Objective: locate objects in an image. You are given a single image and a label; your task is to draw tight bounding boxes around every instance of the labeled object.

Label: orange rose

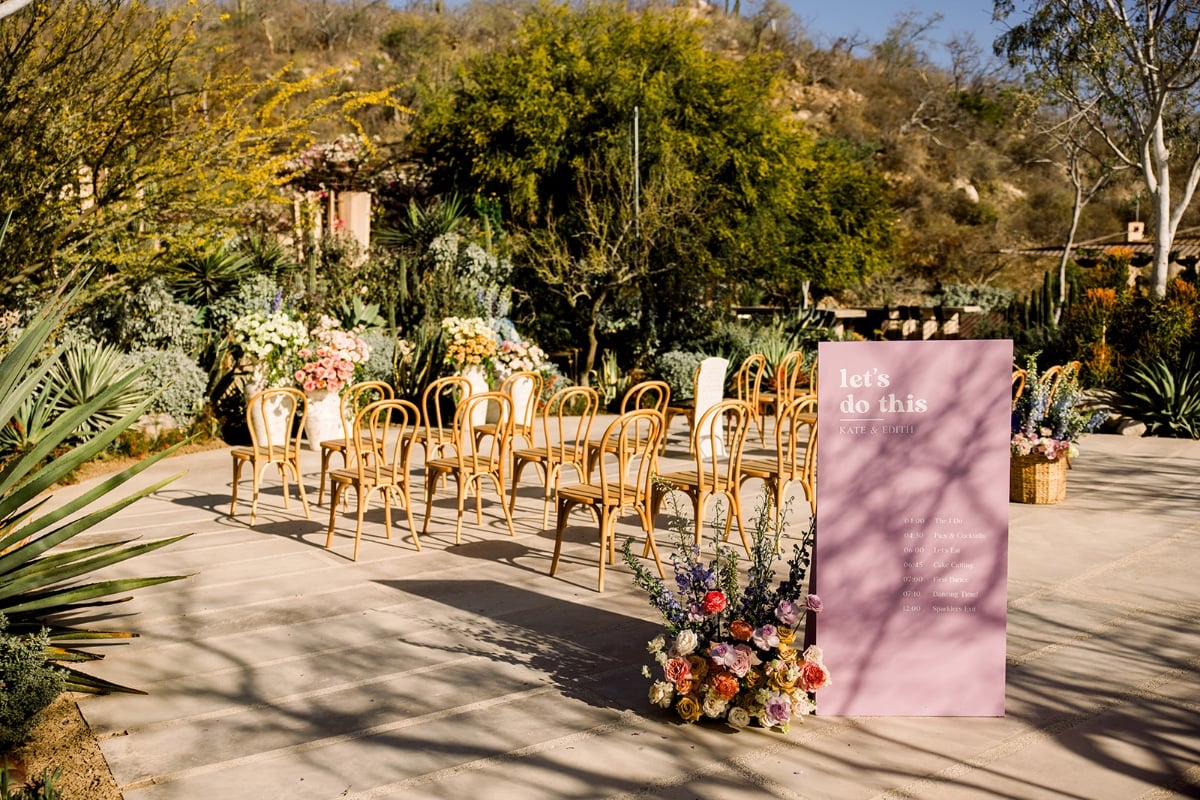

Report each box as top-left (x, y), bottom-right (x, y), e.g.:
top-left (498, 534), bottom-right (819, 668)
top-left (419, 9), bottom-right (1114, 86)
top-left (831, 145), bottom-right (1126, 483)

top-left (708, 670), bottom-right (740, 701)
top-left (663, 657), bottom-right (691, 685)
top-left (729, 620), bottom-right (754, 641)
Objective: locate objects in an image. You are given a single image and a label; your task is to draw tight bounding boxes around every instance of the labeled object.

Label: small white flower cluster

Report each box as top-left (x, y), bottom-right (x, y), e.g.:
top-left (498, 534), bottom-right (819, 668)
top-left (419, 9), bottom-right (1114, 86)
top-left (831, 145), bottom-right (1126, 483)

top-left (233, 311), bottom-right (310, 387)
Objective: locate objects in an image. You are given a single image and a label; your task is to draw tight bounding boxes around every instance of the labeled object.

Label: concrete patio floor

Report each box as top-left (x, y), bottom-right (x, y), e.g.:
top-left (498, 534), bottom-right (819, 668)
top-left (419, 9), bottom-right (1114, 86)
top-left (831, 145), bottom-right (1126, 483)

top-left (46, 423), bottom-right (1200, 799)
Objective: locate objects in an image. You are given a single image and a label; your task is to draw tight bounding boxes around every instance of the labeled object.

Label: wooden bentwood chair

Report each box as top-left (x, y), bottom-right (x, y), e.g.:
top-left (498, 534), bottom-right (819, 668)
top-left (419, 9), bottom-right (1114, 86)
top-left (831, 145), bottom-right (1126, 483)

top-left (552, 408), bottom-right (665, 592)
top-left (733, 353), bottom-right (771, 446)
top-left (509, 385), bottom-right (601, 529)
top-left (422, 391), bottom-right (517, 543)
top-left (738, 394), bottom-right (817, 527)
top-left (326, 398), bottom-right (421, 561)
top-left (412, 375), bottom-right (473, 465)
top-left (585, 380), bottom-right (670, 477)
top-left (317, 380), bottom-right (394, 507)
top-left (230, 387), bottom-right (310, 526)
top-left (654, 399), bottom-right (755, 553)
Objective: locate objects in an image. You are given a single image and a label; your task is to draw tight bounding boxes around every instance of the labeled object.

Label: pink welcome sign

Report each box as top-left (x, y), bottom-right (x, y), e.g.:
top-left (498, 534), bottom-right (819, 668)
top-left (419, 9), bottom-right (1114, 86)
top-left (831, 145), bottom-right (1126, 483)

top-left (813, 340), bottom-right (1012, 716)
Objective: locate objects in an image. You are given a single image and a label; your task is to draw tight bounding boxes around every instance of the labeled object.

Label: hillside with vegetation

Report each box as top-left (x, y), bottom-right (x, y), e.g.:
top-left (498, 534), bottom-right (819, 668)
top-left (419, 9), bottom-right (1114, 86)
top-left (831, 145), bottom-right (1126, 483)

top-left (2, 0), bottom-right (1199, 438)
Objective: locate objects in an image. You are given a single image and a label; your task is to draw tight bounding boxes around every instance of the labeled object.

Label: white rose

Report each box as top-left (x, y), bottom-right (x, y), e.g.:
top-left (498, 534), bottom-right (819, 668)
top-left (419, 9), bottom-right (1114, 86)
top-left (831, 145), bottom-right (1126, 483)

top-left (726, 707), bottom-right (751, 728)
top-left (702, 694), bottom-right (729, 719)
top-left (672, 629), bottom-right (699, 657)
top-left (649, 681), bottom-right (674, 708)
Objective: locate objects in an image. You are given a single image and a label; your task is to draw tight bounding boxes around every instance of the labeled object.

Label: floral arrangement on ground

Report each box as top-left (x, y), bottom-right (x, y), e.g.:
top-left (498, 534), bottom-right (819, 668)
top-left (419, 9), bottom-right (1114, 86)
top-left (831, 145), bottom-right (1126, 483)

top-left (1011, 354), bottom-right (1106, 460)
top-left (622, 497), bottom-right (830, 732)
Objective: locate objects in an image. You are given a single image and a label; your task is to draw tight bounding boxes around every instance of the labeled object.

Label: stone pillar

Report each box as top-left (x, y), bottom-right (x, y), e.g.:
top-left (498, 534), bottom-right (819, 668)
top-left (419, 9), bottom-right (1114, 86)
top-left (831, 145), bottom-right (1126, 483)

top-left (336, 191), bottom-right (371, 254)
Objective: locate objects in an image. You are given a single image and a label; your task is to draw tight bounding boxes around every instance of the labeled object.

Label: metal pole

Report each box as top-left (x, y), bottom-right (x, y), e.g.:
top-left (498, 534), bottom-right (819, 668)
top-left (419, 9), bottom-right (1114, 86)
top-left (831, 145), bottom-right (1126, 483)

top-left (633, 105), bottom-right (641, 238)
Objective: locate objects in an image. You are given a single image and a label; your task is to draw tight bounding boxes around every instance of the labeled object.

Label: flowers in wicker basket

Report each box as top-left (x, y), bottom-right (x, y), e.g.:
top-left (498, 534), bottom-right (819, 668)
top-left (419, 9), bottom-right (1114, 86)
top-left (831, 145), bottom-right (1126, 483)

top-left (1011, 355), bottom-right (1105, 460)
top-left (622, 496), bottom-right (830, 732)
top-left (442, 316), bottom-right (497, 370)
top-left (293, 316), bottom-right (371, 393)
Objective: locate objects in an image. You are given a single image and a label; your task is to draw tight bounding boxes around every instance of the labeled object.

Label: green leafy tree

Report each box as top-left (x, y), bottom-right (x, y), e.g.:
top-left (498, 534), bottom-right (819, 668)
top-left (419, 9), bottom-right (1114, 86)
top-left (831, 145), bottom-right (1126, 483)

top-left (416, 2), bottom-right (892, 361)
top-left (996, 0), bottom-right (1200, 298)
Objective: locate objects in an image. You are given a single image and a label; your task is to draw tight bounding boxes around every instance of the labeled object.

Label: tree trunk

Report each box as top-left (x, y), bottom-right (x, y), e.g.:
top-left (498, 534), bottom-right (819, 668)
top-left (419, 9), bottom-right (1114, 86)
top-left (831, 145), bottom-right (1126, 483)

top-left (1054, 182), bottom-right (1084, 325)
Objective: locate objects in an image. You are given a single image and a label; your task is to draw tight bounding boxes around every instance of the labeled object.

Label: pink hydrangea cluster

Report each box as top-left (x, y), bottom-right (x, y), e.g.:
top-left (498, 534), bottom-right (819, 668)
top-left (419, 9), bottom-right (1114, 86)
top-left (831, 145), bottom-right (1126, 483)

top-left (293, 317), bottom-right (370, 393)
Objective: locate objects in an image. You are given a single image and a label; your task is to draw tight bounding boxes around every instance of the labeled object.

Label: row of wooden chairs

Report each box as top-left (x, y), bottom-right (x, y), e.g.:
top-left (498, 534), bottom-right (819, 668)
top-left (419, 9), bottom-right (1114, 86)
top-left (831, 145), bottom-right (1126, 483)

top-left (230, 375), bottom-right (817, 591)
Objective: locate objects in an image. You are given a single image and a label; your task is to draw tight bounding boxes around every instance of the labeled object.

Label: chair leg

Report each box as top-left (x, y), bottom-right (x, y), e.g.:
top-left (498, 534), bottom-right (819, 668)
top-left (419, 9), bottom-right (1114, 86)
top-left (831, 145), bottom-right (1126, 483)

top-left (352, 485), bottom-right (367, 561)
top-left (399, 484), bottom-right (420, 552)
top-left (453, 474), bottom-right (467, 544)
top-left (491, 473), bottom-right (516, 537)
top-left (325, 482), bottom-right (342, 548)
top-left (318, 446), bottom-right (332, 506)
top-left (250, 461), bottom-right (271, 526)
top-left (421, 470), bottom-right (439, 536)
top-left (550, 497), bottom-right (574, 576)
top-left (290, 459), bottom-right (311, 520)
top-left (230, 457), bottom-right (243, 517)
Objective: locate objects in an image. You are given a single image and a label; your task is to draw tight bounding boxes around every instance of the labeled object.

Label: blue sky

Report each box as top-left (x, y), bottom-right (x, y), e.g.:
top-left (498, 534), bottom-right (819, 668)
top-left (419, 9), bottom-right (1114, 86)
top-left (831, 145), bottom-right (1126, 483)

top-left (785, 1), bottom-right (1010, 58)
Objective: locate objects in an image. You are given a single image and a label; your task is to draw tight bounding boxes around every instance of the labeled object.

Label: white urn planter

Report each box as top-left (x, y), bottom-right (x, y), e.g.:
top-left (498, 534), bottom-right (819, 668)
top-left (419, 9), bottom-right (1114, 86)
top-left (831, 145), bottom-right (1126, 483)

top-left (304, 389), bottom-right (344, 452)
top-left (246, 379), bottom-right (292, 445)
top-left (460, 364), bottom-right (490, 426)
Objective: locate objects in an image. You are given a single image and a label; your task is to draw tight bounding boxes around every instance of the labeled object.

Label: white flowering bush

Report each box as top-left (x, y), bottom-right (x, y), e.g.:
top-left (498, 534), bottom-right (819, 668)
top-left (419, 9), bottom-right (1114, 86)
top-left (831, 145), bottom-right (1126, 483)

top-left (233, 310), bottom-right (310, 388)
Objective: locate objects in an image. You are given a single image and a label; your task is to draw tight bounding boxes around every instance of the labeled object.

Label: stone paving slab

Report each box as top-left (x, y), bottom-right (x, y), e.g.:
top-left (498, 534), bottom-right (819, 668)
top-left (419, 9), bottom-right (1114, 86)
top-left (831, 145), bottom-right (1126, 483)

top-left (39, 430), bottom-right (1200, 798)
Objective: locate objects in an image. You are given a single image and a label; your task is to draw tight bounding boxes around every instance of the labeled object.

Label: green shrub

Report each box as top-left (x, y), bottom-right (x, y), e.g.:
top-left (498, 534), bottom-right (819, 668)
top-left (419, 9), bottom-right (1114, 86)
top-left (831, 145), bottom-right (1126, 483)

top-left (85, 278), bottom-right (201, 354)
top-left (1116, 354), bottom-right (1200, 439)
top-left (207, 274), bottom-right (284, 336)
top-left (127, 348), bottom-right (208, 426)
top-left (656, 350), bottom-right (704, 401)
top-left (935, 283), bottom-right (1016, 312)
top-left (0, 617), bottom-right (65, 752)
top-left (358, 330), bottom-right (396, 385)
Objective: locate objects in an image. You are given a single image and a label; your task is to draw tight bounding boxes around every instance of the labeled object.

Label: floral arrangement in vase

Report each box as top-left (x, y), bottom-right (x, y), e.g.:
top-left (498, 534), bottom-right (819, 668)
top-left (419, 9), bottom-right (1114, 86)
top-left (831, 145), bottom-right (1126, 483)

top-left (441, 316), bottom-right (497, 372)
top-left (1011, 355), bottom-right (1105, 460)
top-left (494, 337), bottom-right (547, 381)
top-left (233, 310), bottom-right (310, 388)
top-left (293, 316), bottom-right (371, 394)
top-left (622, 498), bottom-right (830, 732)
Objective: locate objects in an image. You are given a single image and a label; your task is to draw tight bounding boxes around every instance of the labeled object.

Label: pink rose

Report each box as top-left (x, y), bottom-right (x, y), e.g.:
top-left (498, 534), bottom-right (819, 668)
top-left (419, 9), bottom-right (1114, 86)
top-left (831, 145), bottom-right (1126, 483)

top-left (804, 594), bottom-right (823, 613)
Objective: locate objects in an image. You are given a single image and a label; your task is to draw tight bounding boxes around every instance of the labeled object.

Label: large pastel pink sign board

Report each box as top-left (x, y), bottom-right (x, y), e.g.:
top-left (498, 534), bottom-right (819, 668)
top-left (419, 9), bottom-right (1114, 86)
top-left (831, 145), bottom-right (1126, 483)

top-left (814, 340), bottom-right (1012, 716)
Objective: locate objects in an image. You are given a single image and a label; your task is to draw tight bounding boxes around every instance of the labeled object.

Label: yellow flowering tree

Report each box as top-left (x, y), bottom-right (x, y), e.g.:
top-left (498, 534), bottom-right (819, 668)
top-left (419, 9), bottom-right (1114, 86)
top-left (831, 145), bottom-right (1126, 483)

top-left (0, 0), bottom-right (406, 291)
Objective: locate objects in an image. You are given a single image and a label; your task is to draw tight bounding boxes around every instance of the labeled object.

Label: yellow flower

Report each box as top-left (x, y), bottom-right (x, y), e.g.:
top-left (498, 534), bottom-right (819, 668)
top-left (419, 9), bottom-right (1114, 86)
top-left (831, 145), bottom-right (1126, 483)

top-left (777, 626), bottom-right (796, 645)
top-left (676, 695), bottom-right (702, 723)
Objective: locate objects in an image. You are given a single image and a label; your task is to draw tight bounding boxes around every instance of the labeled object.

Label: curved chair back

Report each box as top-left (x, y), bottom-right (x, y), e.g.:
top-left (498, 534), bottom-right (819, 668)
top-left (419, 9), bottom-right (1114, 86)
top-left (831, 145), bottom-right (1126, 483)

top-left (594, 408), bottom-right (664, 509)
top-left (419, 375), bottom-right (473, 457)
top-left (247, 387), bottom-right (306, 455)
top-left (339, 381), bottom-right (394, 441)
top-left (620, 380), bottom-right (671, 415)
top-left (693, 399), bottom-right (753, 490)
top-left (453, 391), bottom-right (514, 469)
top-left (775, 350), bottom-right (808, 410)
top-left (777, 393), bottom-right (818, 512)
top-left (351, 398), bottom-right (421, 485)
top-left (543, 385), bottom-right (601, 474)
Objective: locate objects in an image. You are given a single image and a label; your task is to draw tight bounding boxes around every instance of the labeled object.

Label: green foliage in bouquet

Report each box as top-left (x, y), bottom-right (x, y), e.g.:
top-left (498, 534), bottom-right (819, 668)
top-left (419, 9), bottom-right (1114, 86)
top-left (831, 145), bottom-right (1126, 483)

top-left (621, 495), bottom-right (830, 732)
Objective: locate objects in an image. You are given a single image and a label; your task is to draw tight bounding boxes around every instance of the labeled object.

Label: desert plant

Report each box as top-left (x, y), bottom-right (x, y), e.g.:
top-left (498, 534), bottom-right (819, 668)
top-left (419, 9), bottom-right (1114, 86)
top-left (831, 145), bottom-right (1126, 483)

top-left (1116, 354), bottom-right (1200, 439)
top-left (0, 763), bottom-right (61, 800)
top-left (126, 348), bottom-right (208, 427)
top-left (45, 340), bottom-right (149, 438)
top-left (0, 618), bottom-right (65, 752)
top-left (167, 244), bottom-right (254, 310)
top-left (0, 280), bottom-right (190, 693)
top-left (655, 350), bottom-right (704, 401)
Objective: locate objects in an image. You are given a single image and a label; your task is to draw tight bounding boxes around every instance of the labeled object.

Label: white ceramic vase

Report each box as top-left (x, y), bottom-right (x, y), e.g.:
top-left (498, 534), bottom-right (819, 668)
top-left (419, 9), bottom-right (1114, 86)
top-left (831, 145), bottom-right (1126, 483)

top-left (460, 364), bottom-right (489, 427)
top-left (246, 378), bottom-right (291, 446)
top-left (304, 388), bottom-right (344, 452)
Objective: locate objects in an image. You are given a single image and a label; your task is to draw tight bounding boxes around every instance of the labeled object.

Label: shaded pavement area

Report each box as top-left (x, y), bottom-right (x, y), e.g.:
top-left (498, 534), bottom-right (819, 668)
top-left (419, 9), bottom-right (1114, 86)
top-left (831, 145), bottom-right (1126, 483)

top-left (43, 425), bottom-right (1200, 799)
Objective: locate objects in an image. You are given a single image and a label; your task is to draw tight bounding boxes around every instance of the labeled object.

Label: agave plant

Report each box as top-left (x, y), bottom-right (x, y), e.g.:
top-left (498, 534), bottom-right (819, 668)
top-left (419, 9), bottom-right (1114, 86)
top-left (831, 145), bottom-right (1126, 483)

top-left (1117, 354), bottom-right (1200, 439)
top-left (0, 280), bottom-right (190, 694)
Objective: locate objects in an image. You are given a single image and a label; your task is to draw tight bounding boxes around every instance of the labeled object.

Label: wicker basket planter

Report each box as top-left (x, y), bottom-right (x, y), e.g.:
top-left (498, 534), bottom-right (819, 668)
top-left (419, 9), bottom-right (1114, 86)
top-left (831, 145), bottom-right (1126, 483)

top-left (1010, 453), bottom-right (1068, 504)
